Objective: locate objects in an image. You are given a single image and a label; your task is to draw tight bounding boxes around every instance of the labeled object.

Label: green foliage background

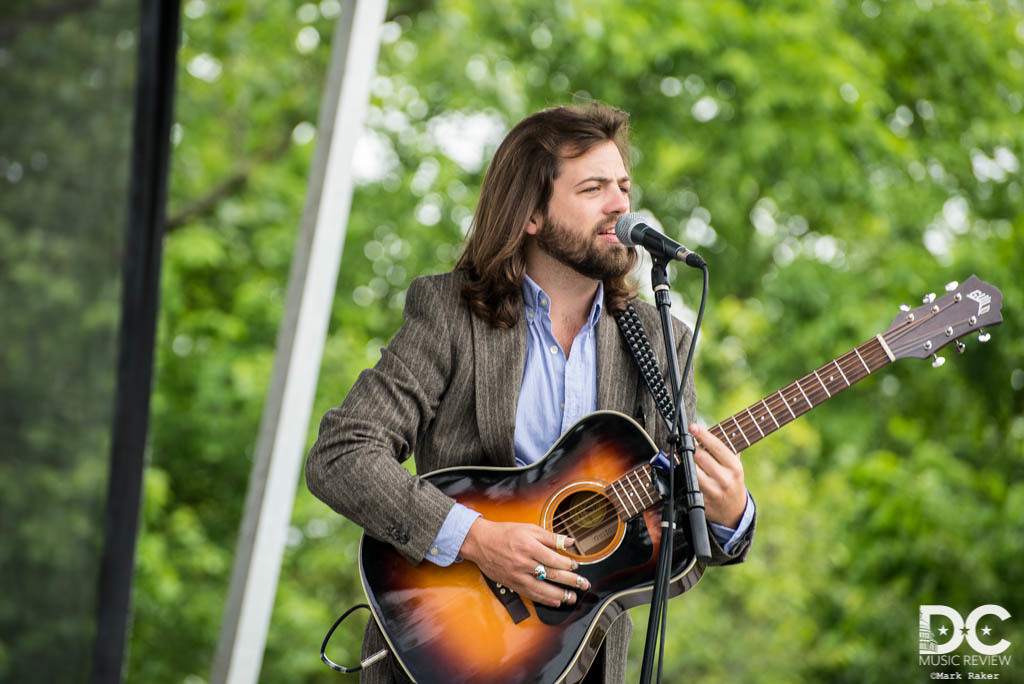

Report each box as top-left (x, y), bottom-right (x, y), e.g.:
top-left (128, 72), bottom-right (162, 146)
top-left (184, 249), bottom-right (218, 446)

top-left (132, 0), bottom-right (1023, 681)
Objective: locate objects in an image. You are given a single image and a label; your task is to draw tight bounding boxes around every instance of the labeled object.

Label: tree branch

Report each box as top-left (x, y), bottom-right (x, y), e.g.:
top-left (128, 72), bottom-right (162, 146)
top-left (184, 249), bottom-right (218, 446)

top-left (164, 131), bottom-right (294, 233)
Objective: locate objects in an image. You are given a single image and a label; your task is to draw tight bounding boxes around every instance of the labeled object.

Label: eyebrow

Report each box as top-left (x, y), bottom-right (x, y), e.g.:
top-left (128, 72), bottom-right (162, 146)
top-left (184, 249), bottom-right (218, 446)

top-left (573, 175), bottom-right (631, 188)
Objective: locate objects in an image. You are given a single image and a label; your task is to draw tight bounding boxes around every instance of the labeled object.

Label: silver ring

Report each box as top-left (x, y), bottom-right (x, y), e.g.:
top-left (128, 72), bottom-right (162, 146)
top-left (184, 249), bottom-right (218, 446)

top-left (575, 575), bottom-right (585, 589)
top-left (533, 564), bottom-right (547, 581)
top-left (555, 534), bottom-right (567, 551)
top-left (562, 588), bottom-right (571, 604)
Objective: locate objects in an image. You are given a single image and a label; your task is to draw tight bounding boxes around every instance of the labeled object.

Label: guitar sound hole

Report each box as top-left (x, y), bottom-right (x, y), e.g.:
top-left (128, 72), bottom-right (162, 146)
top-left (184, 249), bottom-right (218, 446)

top-left (552, 491), bottom-right (619, 555)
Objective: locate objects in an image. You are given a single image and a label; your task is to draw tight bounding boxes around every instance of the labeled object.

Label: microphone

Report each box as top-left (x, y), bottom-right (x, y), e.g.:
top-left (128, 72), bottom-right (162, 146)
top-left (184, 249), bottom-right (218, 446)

top-left (615, 212), bottom-right (705, 268)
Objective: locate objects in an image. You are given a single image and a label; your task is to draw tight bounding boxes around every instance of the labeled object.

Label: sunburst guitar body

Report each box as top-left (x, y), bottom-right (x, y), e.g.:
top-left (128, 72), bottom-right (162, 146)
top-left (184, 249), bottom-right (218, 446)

top-left (359, 411), bottom-right (701, 684)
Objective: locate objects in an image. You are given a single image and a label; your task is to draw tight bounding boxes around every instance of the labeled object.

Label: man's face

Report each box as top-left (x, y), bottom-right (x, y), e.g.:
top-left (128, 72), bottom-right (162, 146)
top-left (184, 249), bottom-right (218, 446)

top-left (527, 140), bottom-right (633, 280)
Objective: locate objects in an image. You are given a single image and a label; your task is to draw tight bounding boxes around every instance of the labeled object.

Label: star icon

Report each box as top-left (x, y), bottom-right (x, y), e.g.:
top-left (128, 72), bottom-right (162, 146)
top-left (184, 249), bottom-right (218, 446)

top-left (981, 625), bottom-right (993, 636)
top-left (938, 626), bottom-right (949, 636)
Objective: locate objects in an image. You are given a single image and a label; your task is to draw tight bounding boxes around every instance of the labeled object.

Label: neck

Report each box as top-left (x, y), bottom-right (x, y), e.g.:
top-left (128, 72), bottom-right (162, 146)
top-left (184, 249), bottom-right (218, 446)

top-left (524, 242), bottom-right (602, 328)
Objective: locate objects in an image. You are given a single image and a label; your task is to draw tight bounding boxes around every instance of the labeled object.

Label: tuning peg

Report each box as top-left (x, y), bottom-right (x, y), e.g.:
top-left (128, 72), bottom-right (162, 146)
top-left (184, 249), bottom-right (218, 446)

top-left (931, 354), bottom-right (946, 368)
top-left (956, 341), bottom-right (966, 354)
top-left (945, 281), bottom-right (959, 292)
top-left (978, 329), bottom-right (991, 343)
top-left (899, 303), bottom-right (911, 312)
top-left (922, 293), bottom-right (936, 304)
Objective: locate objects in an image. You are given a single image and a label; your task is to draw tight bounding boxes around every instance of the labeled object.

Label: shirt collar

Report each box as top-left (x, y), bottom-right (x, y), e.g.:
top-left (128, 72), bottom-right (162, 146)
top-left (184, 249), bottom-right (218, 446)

top-left (521, 274), bottom-right (604, 328)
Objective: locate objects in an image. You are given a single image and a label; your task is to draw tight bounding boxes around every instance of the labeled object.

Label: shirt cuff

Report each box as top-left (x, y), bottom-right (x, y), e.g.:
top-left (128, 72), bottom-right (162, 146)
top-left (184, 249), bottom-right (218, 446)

top-left (423, 503), bottom-right (481, 566)
top-left (707, 491), bottom-right (755, 555)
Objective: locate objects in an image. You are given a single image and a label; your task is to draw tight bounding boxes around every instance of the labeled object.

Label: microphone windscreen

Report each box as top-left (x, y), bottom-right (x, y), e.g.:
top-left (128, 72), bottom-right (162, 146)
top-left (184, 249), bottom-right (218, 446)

top-left (614, 212), bottom-right (649, 246)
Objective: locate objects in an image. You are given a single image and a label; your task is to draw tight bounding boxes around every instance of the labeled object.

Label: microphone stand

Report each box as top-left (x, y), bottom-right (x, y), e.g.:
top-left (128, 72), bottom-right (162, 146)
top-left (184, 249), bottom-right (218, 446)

top-left (638, 254), bottom-right (711, 684)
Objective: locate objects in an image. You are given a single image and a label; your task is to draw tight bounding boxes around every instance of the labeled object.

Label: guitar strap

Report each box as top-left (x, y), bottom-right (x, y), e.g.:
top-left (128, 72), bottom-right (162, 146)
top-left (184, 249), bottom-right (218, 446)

top-left (614, 302), bottom-right (677, 429)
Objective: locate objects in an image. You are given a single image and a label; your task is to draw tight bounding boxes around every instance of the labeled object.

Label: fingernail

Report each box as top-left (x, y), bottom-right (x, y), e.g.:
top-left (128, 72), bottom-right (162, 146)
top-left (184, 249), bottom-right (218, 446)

top-left (690, 423), bottom-right (699, 434)
top-left (570, 560), bottom-right (579, 570)
top-left (582, 578), bottom-right (590, 590)
top-left (566, 537), bottom-right (575, 546)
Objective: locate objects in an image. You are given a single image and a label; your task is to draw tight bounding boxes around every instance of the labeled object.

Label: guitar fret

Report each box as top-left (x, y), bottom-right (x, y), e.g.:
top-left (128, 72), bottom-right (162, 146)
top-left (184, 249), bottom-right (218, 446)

top-left (609, 484), bottom-right (628, 517)
top-left (853, 347), bottom-right (870, 374)
top-left (626, 476), bottom-right (641, 508)
top-left (795, 379), bottom-right (813, 409)
top-left (639, 466), bottom-right (655, 508)
top-left (813, 369), bottom-right (831, 398)
top-left (778, 390), bottom-right (796, 419)
top-left (716, 424), bottom-right (738, 453)
top-left (746, 407), bottom-right (765, 438)
top-left (833, 359), bottom-right (850, 387)
top-left (637, 469), bottom-right (656, 508)
top-left (731, 416), bottom-right (751, 448)
top-left (761, 399), bottom-right (781, 429)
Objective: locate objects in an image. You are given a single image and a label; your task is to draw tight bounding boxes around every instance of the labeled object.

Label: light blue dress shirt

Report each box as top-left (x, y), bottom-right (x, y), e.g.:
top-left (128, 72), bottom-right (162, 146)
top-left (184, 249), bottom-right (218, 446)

top-left (425, 276), bottom-right (754, 565)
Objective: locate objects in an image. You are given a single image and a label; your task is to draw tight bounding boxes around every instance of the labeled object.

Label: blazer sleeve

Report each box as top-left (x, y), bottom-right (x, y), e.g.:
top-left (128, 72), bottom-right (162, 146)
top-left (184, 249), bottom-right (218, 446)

top-left (305, 276), bottom-right (458, 564)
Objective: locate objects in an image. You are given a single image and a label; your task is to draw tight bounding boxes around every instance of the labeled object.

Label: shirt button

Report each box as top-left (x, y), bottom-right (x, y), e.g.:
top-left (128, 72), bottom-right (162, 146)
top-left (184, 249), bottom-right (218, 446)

top-left (549, 345), bottom-right (558, 354)
top-left (540, 297), bottom-right (548, 307)
top-left (528, 312), bottom-right (534, 320)
top-left (429, 546), bottom-right (439, 556)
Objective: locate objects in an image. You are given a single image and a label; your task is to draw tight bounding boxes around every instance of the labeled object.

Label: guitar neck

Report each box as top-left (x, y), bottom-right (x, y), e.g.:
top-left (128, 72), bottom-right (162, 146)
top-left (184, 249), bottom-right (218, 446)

top-left (706, 334), bottom-right (895, 454)
top-left (610, 335), bottom-right (896, 519)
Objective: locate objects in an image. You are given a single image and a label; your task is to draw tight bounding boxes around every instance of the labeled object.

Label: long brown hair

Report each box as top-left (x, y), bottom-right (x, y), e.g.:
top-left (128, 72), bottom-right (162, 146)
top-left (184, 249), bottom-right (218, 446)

top-left (455, 103), bottom-right (637, 328)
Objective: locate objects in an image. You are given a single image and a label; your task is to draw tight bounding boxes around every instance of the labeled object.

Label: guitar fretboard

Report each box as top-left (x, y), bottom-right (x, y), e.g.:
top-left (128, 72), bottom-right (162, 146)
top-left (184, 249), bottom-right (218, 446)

top-left (707, 335), bottom-right (893, 454)
top-left (603, 335), bottom-right (896, 518)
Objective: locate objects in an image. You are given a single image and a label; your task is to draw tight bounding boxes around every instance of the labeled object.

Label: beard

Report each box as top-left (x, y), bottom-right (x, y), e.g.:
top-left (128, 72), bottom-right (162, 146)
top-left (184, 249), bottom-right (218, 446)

top-left (534, 212), bottom-right (635, 281)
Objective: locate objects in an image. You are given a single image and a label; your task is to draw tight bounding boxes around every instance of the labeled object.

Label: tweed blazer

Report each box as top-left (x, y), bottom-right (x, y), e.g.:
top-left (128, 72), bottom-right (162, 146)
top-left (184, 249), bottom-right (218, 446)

top-left (306, 270), bottom-right (754, 683)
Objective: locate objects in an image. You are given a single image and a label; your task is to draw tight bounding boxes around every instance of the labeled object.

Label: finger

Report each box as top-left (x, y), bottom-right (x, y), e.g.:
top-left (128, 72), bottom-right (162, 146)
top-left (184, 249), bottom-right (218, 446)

top-left (691, 424), bottom-right (741, 467)
top-left (694, 446), bottom-right (728, 483)
top-left (530, 581), bottom-right (577, 607)
top-left (693, 460), bottom-right (722, 500)
top-left (531, 544), bottom-right (579, 573)
top-left (535, 527), bottom-right (576, 554)
top-left (542, 567), bottom-right (591, 592)
top-left (529, 529), bottom-right (578, 571)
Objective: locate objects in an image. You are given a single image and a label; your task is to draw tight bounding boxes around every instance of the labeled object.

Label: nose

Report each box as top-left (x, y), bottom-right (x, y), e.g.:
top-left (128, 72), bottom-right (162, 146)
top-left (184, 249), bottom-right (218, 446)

top-left (605, 186), bottom-right (630, 215)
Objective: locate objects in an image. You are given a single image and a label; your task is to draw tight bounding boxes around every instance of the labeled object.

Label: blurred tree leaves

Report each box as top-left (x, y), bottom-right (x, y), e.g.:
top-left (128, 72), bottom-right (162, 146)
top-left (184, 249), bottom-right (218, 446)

top-left (132, 0), bottom-right (1022, 681)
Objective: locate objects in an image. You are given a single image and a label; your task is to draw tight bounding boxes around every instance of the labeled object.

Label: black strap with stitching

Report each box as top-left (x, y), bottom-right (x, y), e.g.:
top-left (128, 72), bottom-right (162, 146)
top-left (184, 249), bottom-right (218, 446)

top-left (614, 302), bottom-right (676, 430)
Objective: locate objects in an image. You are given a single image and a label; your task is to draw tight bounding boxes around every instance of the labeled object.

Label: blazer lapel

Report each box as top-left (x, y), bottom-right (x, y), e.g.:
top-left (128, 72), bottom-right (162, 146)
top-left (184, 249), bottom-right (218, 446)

top-left (596, 308), bottom-right (641, 417)
top-left (472, 309), bottom-right (526, 467)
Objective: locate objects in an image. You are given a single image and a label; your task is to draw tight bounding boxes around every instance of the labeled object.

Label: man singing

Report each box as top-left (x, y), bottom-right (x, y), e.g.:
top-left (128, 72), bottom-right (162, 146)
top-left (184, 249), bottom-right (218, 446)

top-left (307, 102), bottom-right (756, 683)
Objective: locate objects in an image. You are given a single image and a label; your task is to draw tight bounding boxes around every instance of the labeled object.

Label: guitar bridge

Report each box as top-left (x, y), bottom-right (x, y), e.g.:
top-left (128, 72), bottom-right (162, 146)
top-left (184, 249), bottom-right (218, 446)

top-left (481, 573), bottom-right (530, 624)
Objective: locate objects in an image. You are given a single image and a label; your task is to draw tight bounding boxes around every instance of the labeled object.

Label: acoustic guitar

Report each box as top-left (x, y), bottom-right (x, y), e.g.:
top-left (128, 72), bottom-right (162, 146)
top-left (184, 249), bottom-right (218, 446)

top-left (357, 276), bottom-right (1003, 683)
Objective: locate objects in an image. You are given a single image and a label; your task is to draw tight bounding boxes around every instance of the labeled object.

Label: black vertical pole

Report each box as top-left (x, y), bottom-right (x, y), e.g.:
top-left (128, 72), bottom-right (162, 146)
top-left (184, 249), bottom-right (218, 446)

top-left (90, 1), bottom-right (181, 681)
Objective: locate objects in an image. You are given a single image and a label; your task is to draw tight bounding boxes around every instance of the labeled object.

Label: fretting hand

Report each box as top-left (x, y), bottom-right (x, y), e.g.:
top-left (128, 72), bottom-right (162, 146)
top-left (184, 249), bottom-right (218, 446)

top-left (689, 423), bottom-right (748, 528)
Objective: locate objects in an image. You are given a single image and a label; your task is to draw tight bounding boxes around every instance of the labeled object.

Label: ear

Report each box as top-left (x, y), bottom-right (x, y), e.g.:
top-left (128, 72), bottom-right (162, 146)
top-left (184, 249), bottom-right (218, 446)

top-left (524, 211), bottom-right (541, 236)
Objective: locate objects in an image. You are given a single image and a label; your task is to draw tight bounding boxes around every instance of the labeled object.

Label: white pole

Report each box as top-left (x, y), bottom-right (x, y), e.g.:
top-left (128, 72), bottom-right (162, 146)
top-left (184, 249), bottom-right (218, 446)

top-left (210, 2), bottom-right (388, 682)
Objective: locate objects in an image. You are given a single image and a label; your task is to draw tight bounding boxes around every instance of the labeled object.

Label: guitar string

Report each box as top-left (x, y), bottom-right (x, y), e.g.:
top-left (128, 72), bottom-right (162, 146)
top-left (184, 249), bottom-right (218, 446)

top-left (548, 342), bottom-right (898, 532)
top-left (550, 472), bottom-right (653, 528)
top-left (880, 299), bottom-right (970, 358)
top-left (551, 301), bottom-right (975, 534)
top-left (714, 342), bottom-right (889, 453)
top-left (552, 344), bottom-right (890, 526)
top-left (550, 465), bottom-right (663, 530)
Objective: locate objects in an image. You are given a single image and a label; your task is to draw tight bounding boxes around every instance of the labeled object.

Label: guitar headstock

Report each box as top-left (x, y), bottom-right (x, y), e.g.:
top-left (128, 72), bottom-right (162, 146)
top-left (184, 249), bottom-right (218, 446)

top-left (882, 275), bottom-right (1003, 366)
